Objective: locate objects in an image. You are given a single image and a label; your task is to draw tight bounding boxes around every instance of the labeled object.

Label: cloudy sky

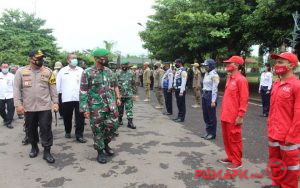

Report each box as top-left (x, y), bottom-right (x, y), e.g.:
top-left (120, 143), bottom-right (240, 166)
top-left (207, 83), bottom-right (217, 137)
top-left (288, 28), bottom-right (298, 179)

top-left (0, 0), bottom-right (155, 56)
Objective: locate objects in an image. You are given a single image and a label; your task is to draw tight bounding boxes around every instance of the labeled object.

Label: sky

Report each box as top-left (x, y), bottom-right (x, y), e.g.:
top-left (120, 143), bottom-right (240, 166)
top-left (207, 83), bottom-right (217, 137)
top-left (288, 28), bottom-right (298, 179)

top-left (0, 0), bottom-right (155, 56)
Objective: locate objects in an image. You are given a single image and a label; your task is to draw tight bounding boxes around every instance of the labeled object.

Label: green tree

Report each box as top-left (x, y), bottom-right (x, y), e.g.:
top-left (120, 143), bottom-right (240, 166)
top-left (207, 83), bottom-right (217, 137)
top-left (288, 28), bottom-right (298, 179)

top-left (0, 9), bottom-right (59, 67)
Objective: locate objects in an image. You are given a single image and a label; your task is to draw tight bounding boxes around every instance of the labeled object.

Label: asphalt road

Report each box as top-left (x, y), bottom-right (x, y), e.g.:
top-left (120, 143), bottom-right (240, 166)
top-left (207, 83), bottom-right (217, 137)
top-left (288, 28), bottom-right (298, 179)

top-left (0, 86), bottom-right (274, 188)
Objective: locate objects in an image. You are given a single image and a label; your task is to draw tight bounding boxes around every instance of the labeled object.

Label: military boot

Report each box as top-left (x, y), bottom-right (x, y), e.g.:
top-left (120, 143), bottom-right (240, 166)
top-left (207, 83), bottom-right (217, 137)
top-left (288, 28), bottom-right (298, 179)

top-left (104, 143), bottom-right (114, 156)
top-left (97, 150), bottom-right (107, 164)
top-left (43, 147), bottom-right (55, 163)
top-left (118, 117), bottom-right (123, 126)
top-left (127, 118), bottom-right (136, 129)
top-left (29, 143), bottom-right (39, 158)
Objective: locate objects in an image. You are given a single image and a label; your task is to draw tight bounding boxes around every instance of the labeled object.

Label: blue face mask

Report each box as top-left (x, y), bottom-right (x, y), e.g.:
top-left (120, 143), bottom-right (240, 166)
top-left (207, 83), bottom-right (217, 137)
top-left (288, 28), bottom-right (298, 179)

top-left (70, 59), bottom-right (78, 67)
top-left (2, 68), bottom-right (9, 74)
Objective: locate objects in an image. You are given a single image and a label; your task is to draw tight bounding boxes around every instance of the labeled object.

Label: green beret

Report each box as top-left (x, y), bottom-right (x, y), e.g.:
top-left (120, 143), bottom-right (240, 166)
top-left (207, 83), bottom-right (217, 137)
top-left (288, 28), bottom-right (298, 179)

top-left (121, 60), bottom-right (129, 65)
top-left (93, 48), bottom-right (110, 57)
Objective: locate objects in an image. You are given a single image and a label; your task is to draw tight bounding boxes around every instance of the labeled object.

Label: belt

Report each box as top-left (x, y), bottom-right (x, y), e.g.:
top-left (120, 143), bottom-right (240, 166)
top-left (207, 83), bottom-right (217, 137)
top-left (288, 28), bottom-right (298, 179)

top-left (203, 90), bottom-right (212, 93)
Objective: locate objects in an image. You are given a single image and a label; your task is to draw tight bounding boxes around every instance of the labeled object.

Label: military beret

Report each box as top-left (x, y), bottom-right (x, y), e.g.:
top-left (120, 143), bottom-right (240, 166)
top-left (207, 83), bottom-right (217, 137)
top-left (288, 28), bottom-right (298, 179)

top-left (121, 60), bottom-right (129, 65)
top-left (92, 48), bottom-right (110, 57)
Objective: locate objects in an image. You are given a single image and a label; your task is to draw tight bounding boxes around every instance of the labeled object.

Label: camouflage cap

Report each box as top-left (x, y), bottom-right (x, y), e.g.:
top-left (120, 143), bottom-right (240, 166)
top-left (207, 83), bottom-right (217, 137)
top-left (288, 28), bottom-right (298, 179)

top-left (92, 48), bottom-right (110, 57)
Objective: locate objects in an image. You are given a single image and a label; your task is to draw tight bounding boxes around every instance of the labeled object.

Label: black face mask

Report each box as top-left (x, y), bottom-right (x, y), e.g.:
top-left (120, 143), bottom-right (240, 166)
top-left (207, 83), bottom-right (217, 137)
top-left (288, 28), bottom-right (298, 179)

top-left (175, 64), bottom-right (180, 68)
top-left (34, 58), bottom-right (44, 67)
top-left (99, 58), bottom-right (109, 67)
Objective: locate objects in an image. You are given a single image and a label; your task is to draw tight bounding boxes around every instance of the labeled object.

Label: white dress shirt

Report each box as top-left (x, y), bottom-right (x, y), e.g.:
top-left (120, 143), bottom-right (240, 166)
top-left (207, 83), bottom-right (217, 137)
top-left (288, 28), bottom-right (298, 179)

top-left (0, 72), bottom-right (14, 99)
top-left (259, 72), bottom-right (273, 91)
top-left (56, 66), bottom-right (83, 103)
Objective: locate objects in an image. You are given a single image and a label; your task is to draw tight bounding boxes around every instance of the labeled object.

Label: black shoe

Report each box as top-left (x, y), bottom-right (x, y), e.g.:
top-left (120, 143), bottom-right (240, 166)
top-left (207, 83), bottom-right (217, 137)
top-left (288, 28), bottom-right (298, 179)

top-left (97, 150), bottom-right (107, 164)
top-left (163, 112), bottom-right (172, 115)
top-left (205, 134), bottom-right (216, 140)
top-left (104, 144), bottom-right (114, 156)
top-left (43, 147), bottom-right (55, 163)
top-left (118, 117), bottom-right (123, 126)
top-left (172, 117), bottom-right (179, 121)
top-left (201, 133), bottom-right (209, 138)
top-left (6, 123), bottom-right (13, 129)
top-left (22, 136), bottom-right (29, 145)
top-left (29, 144), bottom-right (39, 158)
top-left (76, 137), bottom-right (87, 143)
top-left (263, 113), bottom-right (268, 117)
top-left (174, 119), bottom-right (184, 122)
top-left (65, 133), bottom-right (71, 138)
top-left (127, 118), bottom-right (136, 129)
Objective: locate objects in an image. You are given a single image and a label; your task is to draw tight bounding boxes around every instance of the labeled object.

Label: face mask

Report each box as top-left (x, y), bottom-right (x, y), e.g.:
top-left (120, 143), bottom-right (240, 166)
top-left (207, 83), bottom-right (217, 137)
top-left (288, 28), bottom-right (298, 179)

top-left (101, 58), bottom-right (109, 67)
top-left (175, 64), bottom-right (180, 68)
top-left (274, 64), bottom-right (289, 75)
top-left (70, 59), bottom-right (78, 67)
top-left (122, 67), bottom-right (128, 71)
top-left (226, 64), bottom-right (236, 72)
top-left (34, 58), bottom-right (44, 67)
top-left (2, 68), bottom-right (9, 74)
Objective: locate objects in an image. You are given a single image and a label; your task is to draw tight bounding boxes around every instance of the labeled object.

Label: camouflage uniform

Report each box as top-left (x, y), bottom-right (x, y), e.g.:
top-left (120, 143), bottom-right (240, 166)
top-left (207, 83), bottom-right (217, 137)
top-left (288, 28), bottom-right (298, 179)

top-left (117, 68), bottom-right (137, 119)
top-left (79, 65), bottom-right (119, 150)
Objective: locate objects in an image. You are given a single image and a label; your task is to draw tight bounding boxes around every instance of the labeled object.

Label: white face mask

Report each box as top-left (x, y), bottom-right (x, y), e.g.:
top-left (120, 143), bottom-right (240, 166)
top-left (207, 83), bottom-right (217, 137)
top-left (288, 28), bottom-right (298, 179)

top-left (2, 68), bottom-right (9, 74)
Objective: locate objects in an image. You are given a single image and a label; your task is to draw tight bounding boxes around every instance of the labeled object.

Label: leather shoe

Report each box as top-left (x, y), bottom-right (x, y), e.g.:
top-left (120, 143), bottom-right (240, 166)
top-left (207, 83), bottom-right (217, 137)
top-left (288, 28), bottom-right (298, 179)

top-left (29, 144), bottom-right (39, 158)
top-left (104, 144), bottom-right (114, 156)
top-left (174, 119), bottom-right (184, 122)
top-left (205, 134), bottom-right (216, 140)
top-left (163, 112), bottom-right (172, 115)
top-left (97, 150), bottom-right (107, 164)
top-left (201, 133), bottom-right (209, 138)
top-left (6, 123), bottom-right (13, 129)
top-left (76, 137), bottom-right (87, 143)
top-left (65, 133), bottom-right (71, 138)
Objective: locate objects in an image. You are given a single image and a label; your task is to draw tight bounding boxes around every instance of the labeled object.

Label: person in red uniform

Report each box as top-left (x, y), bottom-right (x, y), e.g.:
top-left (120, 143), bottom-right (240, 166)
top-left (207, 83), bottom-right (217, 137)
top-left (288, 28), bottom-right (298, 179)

top-left (219, 56), bottom-right (249, 170)
top-left (267, 52), bottom-right (300, 188)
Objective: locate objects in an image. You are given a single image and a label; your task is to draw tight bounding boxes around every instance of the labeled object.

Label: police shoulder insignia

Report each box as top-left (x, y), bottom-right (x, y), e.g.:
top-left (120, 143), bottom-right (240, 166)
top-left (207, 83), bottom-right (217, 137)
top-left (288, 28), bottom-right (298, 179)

top-left (212, 76), bottom-right (220, 82)
top-left (182, 71), bottom-right (188, 78)
top-left (48, 73), bottom-right (56, 85)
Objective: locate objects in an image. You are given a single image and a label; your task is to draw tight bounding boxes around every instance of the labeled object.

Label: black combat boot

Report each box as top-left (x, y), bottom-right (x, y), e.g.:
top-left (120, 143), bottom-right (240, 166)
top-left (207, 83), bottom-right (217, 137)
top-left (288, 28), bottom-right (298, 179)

top-left (118, 117), bottom-right (123, 126)
top-left (127, 118), bottom-right (136, 129)
top-left (29, 143), bottom-right (39, 158)
top-left (104, 143), bottom-right (114, 156)
top-left (97, 150), bottom-right (107, 164)
top-left (43, 147), bottom-right (55, 163)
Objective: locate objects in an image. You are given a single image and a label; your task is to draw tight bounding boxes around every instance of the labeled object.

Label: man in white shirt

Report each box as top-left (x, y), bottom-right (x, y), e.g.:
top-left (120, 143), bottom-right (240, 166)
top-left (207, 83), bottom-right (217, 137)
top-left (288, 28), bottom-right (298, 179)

top-left (259, 64), bottom-right (273, 117)
top-left (0, 63), bottom-right (15, 129)
top-left (56, 53), bottom-right (86, 143)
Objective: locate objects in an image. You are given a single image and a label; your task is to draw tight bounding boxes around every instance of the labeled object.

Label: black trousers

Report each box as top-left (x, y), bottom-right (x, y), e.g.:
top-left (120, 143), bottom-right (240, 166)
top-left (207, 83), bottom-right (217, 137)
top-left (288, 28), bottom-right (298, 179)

top-left (202, 91), bottom-right (217, 136)
top-left (260, 88), bottom-right (270, 115)
top-left (163, 89), bottom-right (173, 114)
top-left (62, 101), bottom-right (84, 138)
top-left (58, 93), bottom-right (63, 117)
top-left (175, 89), bottom-right (186, 121)
top-left (0, 98), bottom-right (15, 124)
top-left (25, 110), bottom-right (53, 147)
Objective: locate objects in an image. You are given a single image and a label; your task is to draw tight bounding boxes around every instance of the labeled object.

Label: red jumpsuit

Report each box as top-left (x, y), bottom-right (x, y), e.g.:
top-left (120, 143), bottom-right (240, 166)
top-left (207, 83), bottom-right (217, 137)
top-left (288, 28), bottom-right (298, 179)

top-left (268, 75), bottom-right (300, 188)
top-left (220, 71), bottom-right (249, 166)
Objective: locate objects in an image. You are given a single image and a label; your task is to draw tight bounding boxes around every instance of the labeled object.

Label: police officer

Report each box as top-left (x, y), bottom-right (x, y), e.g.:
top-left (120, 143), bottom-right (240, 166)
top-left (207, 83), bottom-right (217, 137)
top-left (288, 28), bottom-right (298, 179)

top-left (153, 61), bottom-right (164, 109)
top-left (14, 50), bottom-right (58, 163)
top-left (201, 59), bottom-right (219, 140)
top-left (173, 59), bottom-right (187, 122)
top-left (80, 48), bottom-right (121, 164)
top-left (161, 62), bottom-right (173, 115)
top-left (117, 60), bottom-right (137, 129)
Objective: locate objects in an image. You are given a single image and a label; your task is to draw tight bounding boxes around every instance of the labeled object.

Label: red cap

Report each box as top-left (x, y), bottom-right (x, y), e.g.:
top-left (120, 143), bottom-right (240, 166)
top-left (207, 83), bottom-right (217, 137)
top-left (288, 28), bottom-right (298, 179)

top-left (270, 52), bottom-right (299, 67)
top-left (223, 56), bottom-right (244, 65)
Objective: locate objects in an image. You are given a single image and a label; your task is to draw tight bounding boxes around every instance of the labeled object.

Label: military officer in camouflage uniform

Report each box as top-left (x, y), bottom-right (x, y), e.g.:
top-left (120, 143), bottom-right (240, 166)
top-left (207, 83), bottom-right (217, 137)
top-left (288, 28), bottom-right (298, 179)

top-left (117, 60), bottom-right (137, 129)
top-left (80, 48), bottom-right (121, 164)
